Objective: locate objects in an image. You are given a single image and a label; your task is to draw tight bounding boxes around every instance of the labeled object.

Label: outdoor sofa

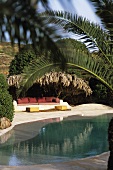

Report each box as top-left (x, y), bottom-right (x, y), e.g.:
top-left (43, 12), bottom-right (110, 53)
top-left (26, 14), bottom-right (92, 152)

top-left (13, 97), bottom-right (71, 111)
top-left (17, 97), bottom-right (60, 105)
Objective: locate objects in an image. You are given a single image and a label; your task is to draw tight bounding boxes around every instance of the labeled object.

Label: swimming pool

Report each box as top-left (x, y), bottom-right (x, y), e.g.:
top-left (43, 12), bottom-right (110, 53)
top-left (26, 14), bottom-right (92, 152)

top-left (0, 113), bottom-right (112, 166)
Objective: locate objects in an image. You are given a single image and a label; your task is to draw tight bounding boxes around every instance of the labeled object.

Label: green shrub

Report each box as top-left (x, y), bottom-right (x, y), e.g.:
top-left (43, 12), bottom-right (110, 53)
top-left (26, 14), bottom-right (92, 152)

top-left (9, 45), bottom-right (42, 75)
top-left (0, 74), bottom-right (8, 90)
top-left (0, 74), bottom-right (14, 121)
top-left (9, 44), bottom-right (50, 76)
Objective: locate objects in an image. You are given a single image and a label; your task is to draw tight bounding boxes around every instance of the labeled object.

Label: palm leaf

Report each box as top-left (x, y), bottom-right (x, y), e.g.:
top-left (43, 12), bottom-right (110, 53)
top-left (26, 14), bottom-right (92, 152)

top-left (41, 11), bottom-right (113, 65)
top-left (18, 57), bottom-right (62, 96)
top-left (18, 45), bottom-right (113, 96)
top-left (89, 0), bottom-right (113, 55)
top-left (65, 50), bottom-right (113, 89)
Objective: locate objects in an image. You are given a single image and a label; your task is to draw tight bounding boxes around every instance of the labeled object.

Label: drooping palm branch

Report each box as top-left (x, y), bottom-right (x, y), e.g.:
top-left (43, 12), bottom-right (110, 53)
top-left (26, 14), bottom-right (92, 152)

top-left (88, 0), bottom-right (113, 56)
top-left (16, 39), bottom-right (113, 96)
top-left (41, 10), bottom-right (113, 65)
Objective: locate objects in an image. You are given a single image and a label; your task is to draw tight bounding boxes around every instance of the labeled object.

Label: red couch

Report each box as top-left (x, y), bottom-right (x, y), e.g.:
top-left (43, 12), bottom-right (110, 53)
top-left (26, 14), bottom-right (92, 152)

top-left (17, 97), bottom-right (60, 105)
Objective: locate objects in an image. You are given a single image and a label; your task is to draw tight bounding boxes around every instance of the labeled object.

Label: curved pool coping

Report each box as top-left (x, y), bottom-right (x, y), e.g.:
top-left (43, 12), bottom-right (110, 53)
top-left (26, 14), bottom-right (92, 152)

top-left (0, 103), bottom-right (113, 169)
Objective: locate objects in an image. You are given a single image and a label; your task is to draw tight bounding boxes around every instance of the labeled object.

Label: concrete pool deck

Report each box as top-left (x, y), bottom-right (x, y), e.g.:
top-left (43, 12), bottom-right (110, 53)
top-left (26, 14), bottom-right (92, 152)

top-left (0, 103), bottom-right (113, 170)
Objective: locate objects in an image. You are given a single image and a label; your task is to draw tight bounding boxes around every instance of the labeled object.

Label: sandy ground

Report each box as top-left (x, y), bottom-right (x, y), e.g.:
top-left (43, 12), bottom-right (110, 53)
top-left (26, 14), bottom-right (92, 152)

top-left (0, 103), bottom-right (113, 170)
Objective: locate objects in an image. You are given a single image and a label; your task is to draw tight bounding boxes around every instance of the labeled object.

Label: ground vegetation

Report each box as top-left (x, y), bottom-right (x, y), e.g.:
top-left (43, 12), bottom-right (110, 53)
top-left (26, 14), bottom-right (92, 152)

top-left (0, 74), bottom-right (14, 121)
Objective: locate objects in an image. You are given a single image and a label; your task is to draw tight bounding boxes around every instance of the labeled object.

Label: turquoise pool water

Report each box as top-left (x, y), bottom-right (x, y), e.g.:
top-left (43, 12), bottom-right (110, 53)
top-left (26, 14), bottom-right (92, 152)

top-left (0, 113), bottom-right (112, 165)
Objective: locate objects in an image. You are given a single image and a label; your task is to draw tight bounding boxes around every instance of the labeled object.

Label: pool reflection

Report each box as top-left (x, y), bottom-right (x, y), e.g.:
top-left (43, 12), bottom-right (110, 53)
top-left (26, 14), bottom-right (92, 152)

top-left (0, 114), bottom-right (112, 165)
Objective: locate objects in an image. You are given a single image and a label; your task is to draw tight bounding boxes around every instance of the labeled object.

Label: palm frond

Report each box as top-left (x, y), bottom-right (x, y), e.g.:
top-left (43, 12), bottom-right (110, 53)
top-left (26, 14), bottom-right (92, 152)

top-left (64, 50), bottom-right (113, 90)
top-left (41, 11), bottom-right (111, 59)
top-left (17, 46), bottom-right (113, 96)
top-left (89, 0), bottom-right (113, 55)
top-left (17, 57), bottom-right (62, 96)
top-left (41, 10), bottom-right (113, 68)
top-left (56, 38), bottom-right (103, 79)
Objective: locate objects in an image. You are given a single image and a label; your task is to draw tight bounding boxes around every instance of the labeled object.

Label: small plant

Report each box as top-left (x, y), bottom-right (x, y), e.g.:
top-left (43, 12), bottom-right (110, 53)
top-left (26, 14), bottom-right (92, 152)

top-left (0, 74), bottom-right (14, 121)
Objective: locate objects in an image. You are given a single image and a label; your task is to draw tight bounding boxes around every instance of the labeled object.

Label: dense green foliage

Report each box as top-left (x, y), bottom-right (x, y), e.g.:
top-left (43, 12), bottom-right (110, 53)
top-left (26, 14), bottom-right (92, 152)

top-left (9, 45), bottom-right (49, 75)
top-left (9, 38), bottom-right (88, 76)
top-left (0, 74), bottom-right (8, 89)
top-left (0, 74), bottom-right (14, 121)
top-left (9, 45), bottom-right (37, 75)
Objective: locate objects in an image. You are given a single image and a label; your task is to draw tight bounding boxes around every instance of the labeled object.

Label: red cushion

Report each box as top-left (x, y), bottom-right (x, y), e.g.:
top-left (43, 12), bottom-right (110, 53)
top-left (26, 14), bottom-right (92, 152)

top-left (55, 98), bottom-right (60, 103)
top-left (17, 99), bottom-right (22, 104)
top-left (45, 97), bottom-right (54, 102)
top-left (37, 97), bottom-right (46, 103)
top-left (17, 97), bottom-right (29, 104)
top-left (29, 97), bottom-right (37, 103)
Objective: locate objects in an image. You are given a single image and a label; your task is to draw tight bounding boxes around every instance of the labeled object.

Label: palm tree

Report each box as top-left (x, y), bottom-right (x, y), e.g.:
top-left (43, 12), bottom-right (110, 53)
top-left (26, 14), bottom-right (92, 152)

top-left (0, 0), bottom-right (112, 97)
top-left (2, 0), bottom-right (113, 96)
top-left (1, 1), bottom-right (113, 94)
top-left (17, 10), bottom-right (113, 97)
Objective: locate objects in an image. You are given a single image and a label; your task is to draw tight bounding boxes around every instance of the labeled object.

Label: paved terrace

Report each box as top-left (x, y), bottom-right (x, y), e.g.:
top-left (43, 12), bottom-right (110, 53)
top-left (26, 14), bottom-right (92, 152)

top-left (0, 103), bottom-right (113, 170)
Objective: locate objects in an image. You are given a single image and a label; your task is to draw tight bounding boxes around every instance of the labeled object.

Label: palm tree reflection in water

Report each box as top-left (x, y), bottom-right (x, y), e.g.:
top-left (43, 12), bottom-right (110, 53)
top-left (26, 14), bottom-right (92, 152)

top-left (0, 114), bottom-right (112, 165)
